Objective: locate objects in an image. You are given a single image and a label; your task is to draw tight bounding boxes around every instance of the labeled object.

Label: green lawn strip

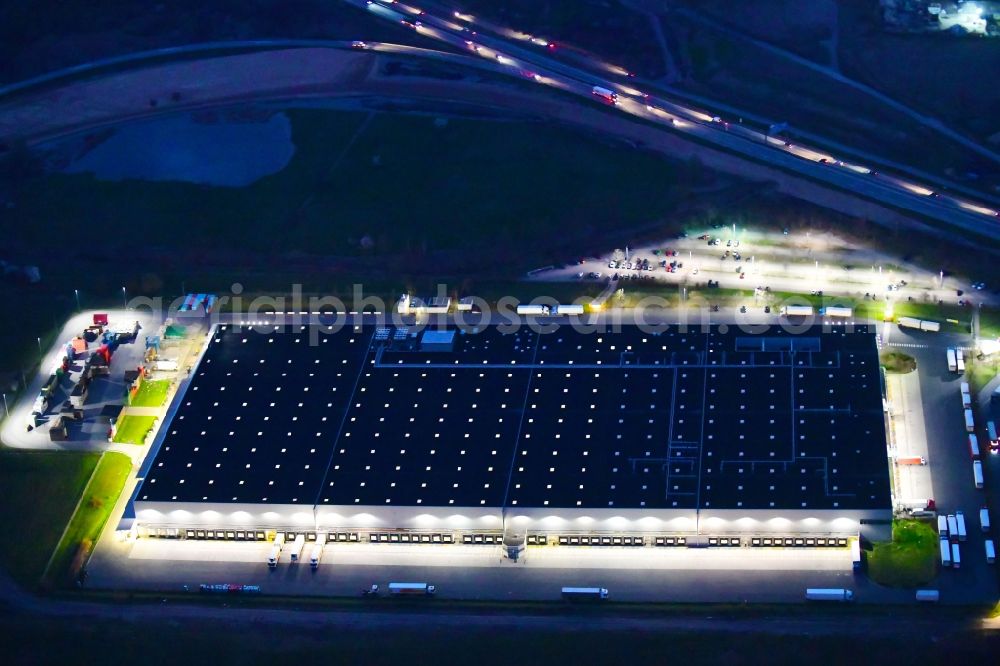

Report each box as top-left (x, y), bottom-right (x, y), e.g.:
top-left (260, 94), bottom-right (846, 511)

top-left (130, 379), bottom-right (171, 407)
top-left (867, 519), bottom-right (938, 588)
top-left (43, 452), bottom-right (132, 588)
top-left (112, 415), bottom-right (157, 444)
top-left (0, 450), bottom-right (100, 586)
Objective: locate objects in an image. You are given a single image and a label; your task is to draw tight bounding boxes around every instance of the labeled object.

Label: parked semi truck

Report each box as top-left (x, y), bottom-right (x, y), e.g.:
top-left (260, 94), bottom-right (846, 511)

top-left (981, 508), bottom-right (991, 533)
top-left (956, 349), bottom-right (965, 373)
top-left (947, 348), bottom-right (958, 372)
top-left (969, 434), bottom-right (981, 459)
top-left (267, 543), bottom-right (281, 568)
top-left (388, 582), bottom-right (435, 596)
top-left (898, 317), bottom-right (940, 332)
top-left (805, 588), bottom-right (854, 602)
top-left (591, 86), bottom-right (618, 105)
top-left (896, 456), bottom-right (926, 466)
top-left (562, 587), bottom-right (609, 600)
top-left (965, 409), bottom-right (976, 432)
top-left (974, 460), bottom-right (984, 489)
top-left (820, 306), bottom-right (852, 317)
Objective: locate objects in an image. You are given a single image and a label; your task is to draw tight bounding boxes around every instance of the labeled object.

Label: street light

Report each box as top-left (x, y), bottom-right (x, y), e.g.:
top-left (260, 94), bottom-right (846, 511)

top-left (122, 286), bottom-right (127, 309)
top-left (1, 392), bottom-right (7, 419)
top-left (74, 289), bottom-right (81, 311)
top-left (37, 336), bottom-right (42, 357)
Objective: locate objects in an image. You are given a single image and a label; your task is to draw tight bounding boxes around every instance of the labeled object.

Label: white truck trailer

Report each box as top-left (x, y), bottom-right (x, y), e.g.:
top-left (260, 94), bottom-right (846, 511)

top-left (947, 348), bottom-right (958, 372)
top-left (974, 460), bottom-right (984, 489)
top-left (388, 582), bottom-right (436, 596)
top-left (288, 534), bottom-right (306, 562)
top-left (937, 514), bottom-right (948, 537)
top-left (956, 349), bottom-right (965, 373)
top-left (805, 588), bottom-right (854, 602)
top-left (947, 514), bottom-right (958, 539)
top-left (562, 587), bottom-right (609, 600)
top-left (965, 409), bottom-right (976, 432)
top-left (515, 304), bottom-right (551, 316)
top-left (955, 511), bottom-right (967, 542)
top-left (820, 306), bottom-right (852, 317)
top-left (981, 508), bottom-right (991, 533)
top-left (915, 590), bottom-right (940, 602)
top-left (780, 305), bottom-right (814, 317)
top-left (553, 304), bottom-right (585, 316)
top-left (940, 538), bottom-right (952, 567)
top-left (267, 543), bottom-right (281, 568)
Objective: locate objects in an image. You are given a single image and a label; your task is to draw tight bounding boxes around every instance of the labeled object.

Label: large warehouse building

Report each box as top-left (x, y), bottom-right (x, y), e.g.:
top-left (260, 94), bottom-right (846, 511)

top-left (129, 322), bottom-right (892, 546)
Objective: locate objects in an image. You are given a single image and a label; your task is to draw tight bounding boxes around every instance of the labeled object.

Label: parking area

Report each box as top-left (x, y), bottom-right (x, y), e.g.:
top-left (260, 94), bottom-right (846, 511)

top-left (885, 325), bottom-right (998, 603)
top-left (533, 226), bottom-right (993, 308)
top-left (87, 537), bottom-right (869, 603)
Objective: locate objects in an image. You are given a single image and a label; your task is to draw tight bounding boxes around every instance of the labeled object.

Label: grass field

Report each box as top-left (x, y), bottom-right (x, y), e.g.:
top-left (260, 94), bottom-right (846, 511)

top-left (0, 450), bottom-right (99, 586)
top-left (11, 110), bottom-right (692, 263)
top-left (112, 415), bottom-right (157, 444)
top-left (43, 452), bottom-right (131, 587)
top-left (867, 519), bottom-right (938, 588)
top-left (129, 379), bottom-right (170, 407)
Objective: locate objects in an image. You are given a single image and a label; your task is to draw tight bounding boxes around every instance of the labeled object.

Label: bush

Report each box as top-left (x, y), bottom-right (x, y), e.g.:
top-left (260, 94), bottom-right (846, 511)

top-left (880, 351), bottom-right (916, 374)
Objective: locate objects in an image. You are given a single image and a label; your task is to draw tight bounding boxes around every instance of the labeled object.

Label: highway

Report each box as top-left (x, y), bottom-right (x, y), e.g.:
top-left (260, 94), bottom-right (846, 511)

top-left (347, 0), bottom-right (1000, 242)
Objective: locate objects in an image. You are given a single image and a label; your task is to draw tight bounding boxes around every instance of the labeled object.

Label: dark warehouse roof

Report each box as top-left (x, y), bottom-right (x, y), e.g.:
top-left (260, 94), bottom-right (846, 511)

top-left (138, 323), bottom-right (890, 512)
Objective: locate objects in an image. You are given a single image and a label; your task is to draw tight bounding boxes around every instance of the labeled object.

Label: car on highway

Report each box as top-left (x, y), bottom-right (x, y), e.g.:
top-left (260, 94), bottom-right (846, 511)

top-left (351, 41), bottom-right (368, 49)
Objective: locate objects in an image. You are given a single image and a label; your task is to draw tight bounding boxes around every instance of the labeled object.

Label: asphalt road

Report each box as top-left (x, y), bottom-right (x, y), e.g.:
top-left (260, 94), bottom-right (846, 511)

top-left (348, 0), bottom-right (1000, 241)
